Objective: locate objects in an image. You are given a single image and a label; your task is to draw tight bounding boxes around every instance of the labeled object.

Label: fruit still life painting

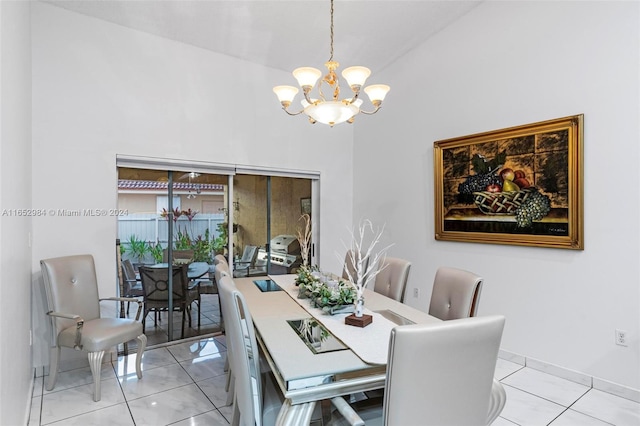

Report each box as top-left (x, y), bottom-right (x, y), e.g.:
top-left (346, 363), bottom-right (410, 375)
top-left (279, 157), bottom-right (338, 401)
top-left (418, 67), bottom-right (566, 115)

top-left (457, 153), bottom-right (552, 228)
top-left (434, 115), bottom-right (584, 250)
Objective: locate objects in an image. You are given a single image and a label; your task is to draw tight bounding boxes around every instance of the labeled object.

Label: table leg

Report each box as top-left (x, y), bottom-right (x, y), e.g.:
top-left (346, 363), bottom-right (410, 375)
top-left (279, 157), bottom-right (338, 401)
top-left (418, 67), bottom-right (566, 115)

top-left (276, 399), bottom-right (317, 426)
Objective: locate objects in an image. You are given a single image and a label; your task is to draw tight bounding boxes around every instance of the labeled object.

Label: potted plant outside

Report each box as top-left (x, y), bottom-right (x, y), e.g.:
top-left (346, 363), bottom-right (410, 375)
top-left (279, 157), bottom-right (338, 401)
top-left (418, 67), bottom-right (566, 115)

top-left (125, 235), bottom-right (151, 270)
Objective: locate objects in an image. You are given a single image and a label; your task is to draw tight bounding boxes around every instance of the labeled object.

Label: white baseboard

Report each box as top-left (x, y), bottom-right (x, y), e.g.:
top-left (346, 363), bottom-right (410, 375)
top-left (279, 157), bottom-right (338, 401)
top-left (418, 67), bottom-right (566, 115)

top-left (593, 377), bottom-right (640, 404)
top-left (499, 349), bottom-right (640, 403)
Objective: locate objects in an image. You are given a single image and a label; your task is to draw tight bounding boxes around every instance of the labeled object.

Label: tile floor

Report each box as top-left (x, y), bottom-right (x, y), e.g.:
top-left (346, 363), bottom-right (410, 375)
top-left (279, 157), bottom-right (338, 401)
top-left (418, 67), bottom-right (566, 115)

top-left (28, 295), bottom-right (640, 426)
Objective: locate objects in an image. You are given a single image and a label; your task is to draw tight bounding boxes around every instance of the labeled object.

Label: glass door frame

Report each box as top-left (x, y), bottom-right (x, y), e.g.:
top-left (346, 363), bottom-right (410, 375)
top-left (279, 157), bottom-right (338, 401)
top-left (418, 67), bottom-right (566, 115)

top-left (234, 166), bottom-right (320, 274)
top-left (117, 155), bottom-right (320, 340)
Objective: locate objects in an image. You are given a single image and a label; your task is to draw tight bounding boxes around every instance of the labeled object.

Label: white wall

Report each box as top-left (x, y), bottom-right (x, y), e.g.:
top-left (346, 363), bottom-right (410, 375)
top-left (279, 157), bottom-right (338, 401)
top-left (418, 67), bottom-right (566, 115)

top-left (0, 1), bottom-right (33, 424)
top-left (354, 1), bottom-right (639, 390)
top-left (30, 2), bottom-right (354, 366)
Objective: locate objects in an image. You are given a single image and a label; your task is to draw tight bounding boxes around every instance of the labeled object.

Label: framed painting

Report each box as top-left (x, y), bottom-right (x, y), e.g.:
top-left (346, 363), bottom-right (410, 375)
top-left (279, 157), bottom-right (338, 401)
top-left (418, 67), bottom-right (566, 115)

top-left (300, 197), bottom-right (311, 215)
top-left (434, 114), bottom-right (584, 249)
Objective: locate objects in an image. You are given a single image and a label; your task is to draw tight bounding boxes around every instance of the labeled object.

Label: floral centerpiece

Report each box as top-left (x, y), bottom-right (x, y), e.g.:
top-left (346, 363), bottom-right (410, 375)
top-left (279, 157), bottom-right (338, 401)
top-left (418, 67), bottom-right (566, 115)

top-left (298, 276), bottom-right (357, 315)
top-left (294, 213), bottom-right (359, 314)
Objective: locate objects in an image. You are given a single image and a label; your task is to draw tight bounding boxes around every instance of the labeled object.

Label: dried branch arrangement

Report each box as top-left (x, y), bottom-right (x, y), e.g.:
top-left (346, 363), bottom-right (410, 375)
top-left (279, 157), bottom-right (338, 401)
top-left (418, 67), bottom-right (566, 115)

top-left (297, 213), bottom-right (312, 267)
top-left (339, 219), bottom-right (393, 316)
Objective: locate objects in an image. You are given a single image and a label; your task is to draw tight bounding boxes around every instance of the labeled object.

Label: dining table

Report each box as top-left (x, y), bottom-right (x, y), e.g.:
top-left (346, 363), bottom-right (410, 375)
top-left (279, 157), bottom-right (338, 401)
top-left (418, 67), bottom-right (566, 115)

top-left (147, 261), bottom-right (210, 280)
top-left (233, 273), bottom-right (441, 425)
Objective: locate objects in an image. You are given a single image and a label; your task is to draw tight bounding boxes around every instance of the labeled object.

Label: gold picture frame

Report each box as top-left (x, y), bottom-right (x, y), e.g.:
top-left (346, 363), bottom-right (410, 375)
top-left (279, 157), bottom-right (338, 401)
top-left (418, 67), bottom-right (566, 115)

top-left (434, 114), bottom-right (584, 249)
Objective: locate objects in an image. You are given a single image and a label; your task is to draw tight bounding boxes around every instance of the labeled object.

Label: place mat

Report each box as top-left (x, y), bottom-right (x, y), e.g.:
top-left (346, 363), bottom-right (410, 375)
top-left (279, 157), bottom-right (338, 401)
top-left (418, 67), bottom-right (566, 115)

top-left (270, 274), bottom-right (396, 365)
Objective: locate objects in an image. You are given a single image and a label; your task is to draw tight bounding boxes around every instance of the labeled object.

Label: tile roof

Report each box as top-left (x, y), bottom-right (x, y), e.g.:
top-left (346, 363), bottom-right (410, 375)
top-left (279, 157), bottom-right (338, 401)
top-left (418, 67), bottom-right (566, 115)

top-left (118, 179), bottom-right (224, 191)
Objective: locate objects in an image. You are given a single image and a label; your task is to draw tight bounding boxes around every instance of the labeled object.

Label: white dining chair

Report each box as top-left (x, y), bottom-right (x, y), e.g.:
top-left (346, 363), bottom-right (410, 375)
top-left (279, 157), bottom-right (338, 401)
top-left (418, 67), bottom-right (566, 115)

top-left (341, 249), bottom-right (369, 282)
top-left (331, 315), bottom-right (507, 426)
top-left (215, 266), bottom-right (235, 402)
top-left (429, 266), bottom-right (483, 320)
top-left (372, 257), bottom-right (411, 302)
top-left (218, 276), bottom-right (284, 426)
top-left (213, 254), bottom-right (229, 269)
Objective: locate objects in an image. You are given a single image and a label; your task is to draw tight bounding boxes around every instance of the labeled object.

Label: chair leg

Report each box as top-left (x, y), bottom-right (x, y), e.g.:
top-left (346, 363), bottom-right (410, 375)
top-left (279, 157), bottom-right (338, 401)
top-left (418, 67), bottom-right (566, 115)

top-left (135, 334), bottom-right (147, 380)
top-left (142, 308), bottom-right (149, 331)
top-left (218, 294), bottom-right (224, 330)
top-left (197, 298), bottom-right (201, 328)
top-left (88, 350), bottom-right (105, 402)
top-left (232, 392), bottom-right (240, 426)
top-left (181, 308), bottom-right (186, 339)
top-left (45, 346), bottom-right (61, 391)
top-left (226, 369), bottom-right (235, 405)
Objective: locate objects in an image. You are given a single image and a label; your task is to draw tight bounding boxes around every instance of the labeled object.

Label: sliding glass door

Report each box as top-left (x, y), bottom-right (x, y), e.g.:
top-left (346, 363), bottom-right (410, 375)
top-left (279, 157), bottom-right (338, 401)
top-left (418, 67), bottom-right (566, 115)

top-left (117, 167), bottom-right (229, 342)
top-left (233, 174), bottom-right (312, 277)
top-left (116, 156), bottom-right (318, 344)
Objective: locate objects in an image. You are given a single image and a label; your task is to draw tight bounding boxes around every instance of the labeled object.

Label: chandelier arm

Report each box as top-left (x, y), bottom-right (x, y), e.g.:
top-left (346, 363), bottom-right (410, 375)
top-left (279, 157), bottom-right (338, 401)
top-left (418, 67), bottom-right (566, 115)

top-left (358, 105), bottom-right (382, 115)
top-left (302, 90), bottom-right (316, 105)
top-left (317, 84), bottom-right (328, 103)
top-left (346, 90), bottom-right (362, 104)
top-left (282, 106), bottom-right (306, 116)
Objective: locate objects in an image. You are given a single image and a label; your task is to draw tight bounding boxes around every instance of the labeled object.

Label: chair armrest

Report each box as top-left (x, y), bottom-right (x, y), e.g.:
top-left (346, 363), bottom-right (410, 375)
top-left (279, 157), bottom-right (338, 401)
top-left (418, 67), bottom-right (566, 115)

top-left (100, 297), bottom-right (144, 321)
top-left (46, 311), bottom-right (84, 350)
top-left (330, 397), bottom-right (365, 426)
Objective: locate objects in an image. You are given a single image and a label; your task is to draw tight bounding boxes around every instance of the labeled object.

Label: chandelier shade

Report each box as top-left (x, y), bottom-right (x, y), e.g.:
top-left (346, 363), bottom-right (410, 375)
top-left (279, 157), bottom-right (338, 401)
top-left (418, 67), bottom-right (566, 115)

top-left (273, 0), bottom-right (390, 126)
top-left (293, 67), bottom-right (323, 88)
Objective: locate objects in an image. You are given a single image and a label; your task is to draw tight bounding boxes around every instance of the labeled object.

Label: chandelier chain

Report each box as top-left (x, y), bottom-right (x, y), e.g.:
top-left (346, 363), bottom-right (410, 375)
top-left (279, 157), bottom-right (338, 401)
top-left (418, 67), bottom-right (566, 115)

top-left (329, 0), bottom-right (334, 62)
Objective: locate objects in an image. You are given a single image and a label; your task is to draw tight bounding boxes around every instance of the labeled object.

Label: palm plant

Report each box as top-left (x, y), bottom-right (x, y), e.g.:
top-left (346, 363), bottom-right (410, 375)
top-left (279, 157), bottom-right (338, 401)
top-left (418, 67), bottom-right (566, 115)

top-left (126, 235), bottom-right (150, 264)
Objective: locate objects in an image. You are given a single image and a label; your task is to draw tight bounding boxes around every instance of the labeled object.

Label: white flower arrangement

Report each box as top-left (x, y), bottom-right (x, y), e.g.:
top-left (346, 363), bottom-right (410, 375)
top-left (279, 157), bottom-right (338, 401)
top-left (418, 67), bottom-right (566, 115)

top-left (339, 219), bottom-right (392, 317)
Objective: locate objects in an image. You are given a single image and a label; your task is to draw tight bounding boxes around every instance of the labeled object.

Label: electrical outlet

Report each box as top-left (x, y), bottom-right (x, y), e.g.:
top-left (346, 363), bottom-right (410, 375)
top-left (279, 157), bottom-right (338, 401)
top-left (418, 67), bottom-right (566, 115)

top-left (413, 288), bottom-right (419, 298)
top-left (615, 329), bottom-right (628, 347)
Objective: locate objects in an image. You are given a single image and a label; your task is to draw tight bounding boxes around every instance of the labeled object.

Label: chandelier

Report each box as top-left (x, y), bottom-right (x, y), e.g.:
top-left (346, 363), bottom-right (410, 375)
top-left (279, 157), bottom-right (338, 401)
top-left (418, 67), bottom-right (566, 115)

top-left (272, 0), bottom-right (390, 127)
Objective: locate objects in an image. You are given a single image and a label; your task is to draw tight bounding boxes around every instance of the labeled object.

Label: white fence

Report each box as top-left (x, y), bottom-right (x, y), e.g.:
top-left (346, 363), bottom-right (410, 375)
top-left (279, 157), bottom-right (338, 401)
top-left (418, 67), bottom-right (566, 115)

top-left (118, 213), bottom-right (225, 263)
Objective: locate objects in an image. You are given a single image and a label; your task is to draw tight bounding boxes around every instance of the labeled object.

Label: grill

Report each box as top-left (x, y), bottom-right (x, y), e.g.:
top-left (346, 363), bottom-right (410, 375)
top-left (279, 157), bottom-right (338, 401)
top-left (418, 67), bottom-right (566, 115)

top-left (256, 234), bottom-right (301, 273)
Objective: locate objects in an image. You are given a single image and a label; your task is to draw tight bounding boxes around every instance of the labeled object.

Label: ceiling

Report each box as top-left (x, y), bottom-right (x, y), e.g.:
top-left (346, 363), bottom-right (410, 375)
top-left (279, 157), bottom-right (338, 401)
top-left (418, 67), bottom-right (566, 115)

top-left (44, 0), bottom-right (482, 74)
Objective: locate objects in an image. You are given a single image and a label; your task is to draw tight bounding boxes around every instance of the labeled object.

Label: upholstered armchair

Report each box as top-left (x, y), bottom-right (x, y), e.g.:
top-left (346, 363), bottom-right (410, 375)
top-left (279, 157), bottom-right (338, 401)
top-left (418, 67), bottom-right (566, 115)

top-left (40, 254), bottom-right (146, 402)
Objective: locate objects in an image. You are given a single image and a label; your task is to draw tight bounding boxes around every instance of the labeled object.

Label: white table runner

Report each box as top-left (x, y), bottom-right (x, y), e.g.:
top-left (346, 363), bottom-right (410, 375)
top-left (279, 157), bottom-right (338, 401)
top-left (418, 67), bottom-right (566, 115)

top-left (270, 274), bottom-right (397, 365)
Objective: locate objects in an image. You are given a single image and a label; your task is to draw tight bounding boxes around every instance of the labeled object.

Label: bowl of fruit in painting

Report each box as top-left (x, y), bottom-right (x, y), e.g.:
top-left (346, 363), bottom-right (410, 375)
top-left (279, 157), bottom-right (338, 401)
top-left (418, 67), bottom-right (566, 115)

top-left (459, 166), bottom-right (552, 228)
